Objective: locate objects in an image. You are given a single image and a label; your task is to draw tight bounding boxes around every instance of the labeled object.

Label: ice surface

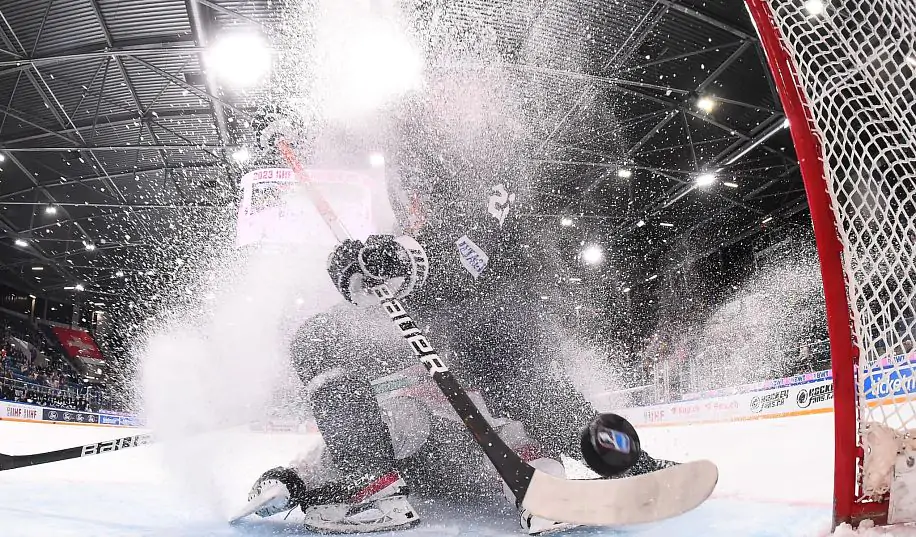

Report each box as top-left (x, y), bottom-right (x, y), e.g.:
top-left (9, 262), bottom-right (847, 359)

top-left (0, 414), bottom-right (839, 536)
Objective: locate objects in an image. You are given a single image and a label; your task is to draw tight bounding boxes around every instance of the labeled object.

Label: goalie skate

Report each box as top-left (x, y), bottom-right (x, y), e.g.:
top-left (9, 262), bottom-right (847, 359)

top-left (301, 471), bottom-right (420, 534)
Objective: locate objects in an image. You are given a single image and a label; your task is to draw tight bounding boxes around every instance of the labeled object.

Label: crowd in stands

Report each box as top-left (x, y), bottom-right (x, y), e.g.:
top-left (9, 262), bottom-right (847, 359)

top-left (0, 316), bottom-right (101, 412)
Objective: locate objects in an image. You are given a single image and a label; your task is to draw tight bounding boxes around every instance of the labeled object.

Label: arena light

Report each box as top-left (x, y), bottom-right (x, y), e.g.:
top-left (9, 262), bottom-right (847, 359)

top-left (659, 222), bottom-right (675, 228)
top-left (369, 152), bottom-right (385, 168)
top-left (14, 238), bottom-right (27, 247)
top-left (206, 33), bottom-right (271, 88)
top-left (45, 205), bottom-right (57, 215)
top-left (560, 217), bottom-right (574, 227)
top-left (696, 96), bottom-right (716, 113)
top-left (84, 242), bottom-right (96, 251)
top-left (723, 181), bottom-right (739, 188)
top-left (32, 266), bottom-right (43, 271)
top-left (762, 216), bottom-right (774, 224)
top-left (581, 244), bottom-right (604, 265)
top-left (622, 287), bottom-right (631, 293)
top-left (696, 172), bottom-right (717, 187)
top-left (636, 219), bottom-right (646, 228)
top-left (74, 284), bottom-right (84, 292)
top-left (115, 270), bottom-right (124, 278)
top-left (0, 153), bottom-right (5, 162)
top-left (804, 0), bottom-right (826, 15)
top-left (231, 147), bottom-right (251, 163)
top-left (617, 168), bottom-right (633, 179)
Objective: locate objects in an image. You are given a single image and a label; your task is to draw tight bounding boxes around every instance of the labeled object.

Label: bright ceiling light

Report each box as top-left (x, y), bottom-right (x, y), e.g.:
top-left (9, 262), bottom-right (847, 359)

top-left (0, 153), bottom-right (6, 162)
top-left (44, 205), bottom-right (57, 215)
top-left (696, 96), bottom-right (716, 113)
top-left (84, 242), bottom-right (96, 251)
top-left (206, 33), bottom-right (271, 88)
top-left (636, 219), bottom-right (646, 228)
top-left (804, 0), bottom-right (826, 15)
top-left (762, 216), bottom-right (774, 224)
top-left (581, 244), bottom-right (604, 265)
top-left (659, 222), bottom-right (675, 228)
top-left (115, 270), bottom-right (124, 278)
top-left (14, 238), bottom-right (27, 247)
top-left (369, 152), bottom-right (385, 168)
top-left (74, 284), bottom-right (84, 292)
top-left (32, 266), bottom-right (43, 271)
top-left (560, 217), bottom-right (574, 227)
top-left (696, 172), bottom-right (717, 187)
top-left (231, 147), bottom-right (250, 163)
top-left (723, 181), bottom-right (739, 188)
top-left (622, 287), bottom-right (631, 293)
top-left (617, 168), bottom-right (633, 179)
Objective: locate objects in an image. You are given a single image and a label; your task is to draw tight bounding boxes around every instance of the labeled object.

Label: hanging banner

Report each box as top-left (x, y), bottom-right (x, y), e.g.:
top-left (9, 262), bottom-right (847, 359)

top-left (236, 167), bottom-right (394, 248)
top-left (50, 326), bottom-right (103, 363)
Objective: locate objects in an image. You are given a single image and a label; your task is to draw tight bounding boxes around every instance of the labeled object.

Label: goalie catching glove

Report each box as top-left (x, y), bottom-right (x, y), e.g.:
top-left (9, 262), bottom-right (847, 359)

top-left (327, 235), bottom-right (429, 305)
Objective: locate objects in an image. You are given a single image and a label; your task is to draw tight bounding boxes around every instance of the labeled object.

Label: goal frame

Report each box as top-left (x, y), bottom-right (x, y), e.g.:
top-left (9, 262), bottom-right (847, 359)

top-left (744, 0), bottom-right (883, 527)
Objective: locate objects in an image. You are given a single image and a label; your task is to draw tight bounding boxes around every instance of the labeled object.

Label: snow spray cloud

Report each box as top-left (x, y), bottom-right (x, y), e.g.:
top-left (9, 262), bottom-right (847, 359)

top-left (649, 246), bottom-right (826, 396)
top-left (135, 226), bottom-right (344, 515)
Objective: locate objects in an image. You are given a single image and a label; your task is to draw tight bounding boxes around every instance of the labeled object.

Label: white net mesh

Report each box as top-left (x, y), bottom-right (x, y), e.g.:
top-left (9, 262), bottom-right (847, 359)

top-left (760, 0), bottom-right (916, 502)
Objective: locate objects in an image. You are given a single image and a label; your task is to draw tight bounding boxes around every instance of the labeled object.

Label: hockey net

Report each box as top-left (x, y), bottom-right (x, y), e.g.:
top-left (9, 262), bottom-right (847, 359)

top-left (744, 0), bottom-right (916, 528)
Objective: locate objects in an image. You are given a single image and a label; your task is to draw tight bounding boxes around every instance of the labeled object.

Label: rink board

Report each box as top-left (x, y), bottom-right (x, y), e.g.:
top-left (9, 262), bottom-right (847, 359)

top-left (0, 414), bottom-right (834, 537)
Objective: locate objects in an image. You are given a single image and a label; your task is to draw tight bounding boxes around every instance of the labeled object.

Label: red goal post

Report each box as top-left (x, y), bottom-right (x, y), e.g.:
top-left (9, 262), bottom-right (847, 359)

top-left (745, 0), bottom-right (916, 528)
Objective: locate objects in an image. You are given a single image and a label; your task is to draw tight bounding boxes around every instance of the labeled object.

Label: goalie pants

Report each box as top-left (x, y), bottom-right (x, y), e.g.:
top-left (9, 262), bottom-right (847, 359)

top-left (291, 285), bottom-right (596, 492)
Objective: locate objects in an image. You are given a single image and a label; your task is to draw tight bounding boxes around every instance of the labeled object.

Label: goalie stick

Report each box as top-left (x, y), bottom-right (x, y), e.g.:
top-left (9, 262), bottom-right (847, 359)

top-left (0, 433), bottom-right (152, 472)
top-left (275, 140), bottom-right (719, 526)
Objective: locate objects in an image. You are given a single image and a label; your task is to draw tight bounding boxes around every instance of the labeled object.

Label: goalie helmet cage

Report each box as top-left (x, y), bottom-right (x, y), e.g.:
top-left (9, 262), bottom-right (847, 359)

top-left (744, 0), bottom-right (916, 528)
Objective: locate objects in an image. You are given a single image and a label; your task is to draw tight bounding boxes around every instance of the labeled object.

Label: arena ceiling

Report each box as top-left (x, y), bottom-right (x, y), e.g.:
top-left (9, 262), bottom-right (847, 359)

top-left (0, 0), bottom-right (804, 311)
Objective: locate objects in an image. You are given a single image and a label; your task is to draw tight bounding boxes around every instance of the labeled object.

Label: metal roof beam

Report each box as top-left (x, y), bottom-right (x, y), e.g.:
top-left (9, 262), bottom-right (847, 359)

top-left (197, 0), bottom-right (268, 30)
top-left (619, 40), bottom-right (747, 74)
top-left (125, 56), bottom-right (249, 118)
top-left (0, 41), bottom-right (202, 70)
top-left (2, 144), bottom-right (223, 152)
top-left (537, 2), bottom-right (669, 154)
top-left (3, 152), bottom-right (98, 240)
top-left (627, 110), bottom-right (678, 156)
top-left (0, 205), bottom-right (86, 287)
top-left (656, 0), bottom-right (752, 40)
top-left (0, 161), bottom-right (220, 201)
top-left (696, 40), bottom-right (754, 93)
top-left (0, 107), bottom-right (217, 145)
top-left (185, 0), bottom-right (232, 149)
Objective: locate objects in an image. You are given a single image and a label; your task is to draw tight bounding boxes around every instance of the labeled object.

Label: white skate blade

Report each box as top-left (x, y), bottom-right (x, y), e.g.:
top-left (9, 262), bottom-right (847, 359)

top-left (229, 484), bottom-right (287, 524)
top-left (521, 459), bottom-right (718, 527)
